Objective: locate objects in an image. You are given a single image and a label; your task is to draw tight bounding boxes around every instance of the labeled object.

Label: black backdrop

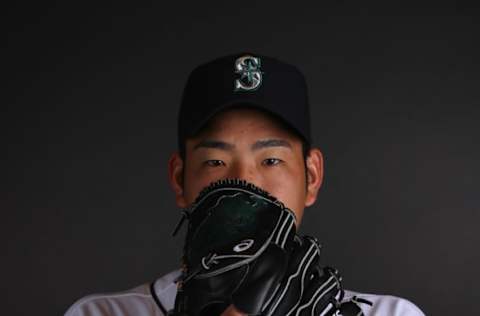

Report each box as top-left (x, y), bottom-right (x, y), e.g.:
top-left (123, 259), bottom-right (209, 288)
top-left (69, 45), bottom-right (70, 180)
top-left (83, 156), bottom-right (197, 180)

top-left (4, 1), bottom-right (479, 315)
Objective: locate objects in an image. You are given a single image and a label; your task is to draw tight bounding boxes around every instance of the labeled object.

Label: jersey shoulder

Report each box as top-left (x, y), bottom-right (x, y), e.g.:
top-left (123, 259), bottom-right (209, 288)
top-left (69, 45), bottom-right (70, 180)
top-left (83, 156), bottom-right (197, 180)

top-left (64, 270), bottom-right (180, 316)
top-left (343, 289), bottom-right (425, 316)
top-left (64, 284), bottom-right (153, 316)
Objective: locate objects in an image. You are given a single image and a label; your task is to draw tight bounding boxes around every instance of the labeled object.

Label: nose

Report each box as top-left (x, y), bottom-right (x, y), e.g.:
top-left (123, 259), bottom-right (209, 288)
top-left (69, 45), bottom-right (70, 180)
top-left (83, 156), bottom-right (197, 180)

top-left (226, 161), bottom-right (262, 188)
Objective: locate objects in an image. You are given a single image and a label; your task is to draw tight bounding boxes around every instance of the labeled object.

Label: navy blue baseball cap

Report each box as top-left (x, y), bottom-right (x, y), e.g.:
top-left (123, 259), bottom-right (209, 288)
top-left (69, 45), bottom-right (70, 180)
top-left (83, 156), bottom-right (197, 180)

top-left (177, 52), bottom-right (311, 153)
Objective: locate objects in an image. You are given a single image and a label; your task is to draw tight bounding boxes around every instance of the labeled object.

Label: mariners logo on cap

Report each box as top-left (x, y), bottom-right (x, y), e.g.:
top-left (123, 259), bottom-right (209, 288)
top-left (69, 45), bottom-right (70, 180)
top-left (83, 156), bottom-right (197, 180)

top-left (234, 55), bottom-right (263, 92)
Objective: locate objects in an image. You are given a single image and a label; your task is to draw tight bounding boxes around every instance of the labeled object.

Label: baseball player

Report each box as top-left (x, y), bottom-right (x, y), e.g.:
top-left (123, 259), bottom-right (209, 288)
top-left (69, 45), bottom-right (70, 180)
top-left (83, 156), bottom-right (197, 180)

top-left (65, 53), bottom-right (425, 316)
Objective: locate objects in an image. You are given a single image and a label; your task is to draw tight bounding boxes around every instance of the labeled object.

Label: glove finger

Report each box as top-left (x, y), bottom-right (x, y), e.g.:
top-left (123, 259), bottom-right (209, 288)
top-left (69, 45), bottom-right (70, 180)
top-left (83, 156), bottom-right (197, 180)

top-left (265, 235), bottom-right (321, 316)
top-left (296, 267), bottom-right (340, 316)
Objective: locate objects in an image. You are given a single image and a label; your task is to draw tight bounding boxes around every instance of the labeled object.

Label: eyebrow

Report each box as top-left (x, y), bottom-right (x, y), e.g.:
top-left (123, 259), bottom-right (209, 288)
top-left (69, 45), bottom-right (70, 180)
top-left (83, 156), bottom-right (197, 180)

top-left (193, 140), bottom-right (235, 151)
top-left (193, 139), bottom-right (292, 151)
top-left (251, 139), bottom-right (292, 151)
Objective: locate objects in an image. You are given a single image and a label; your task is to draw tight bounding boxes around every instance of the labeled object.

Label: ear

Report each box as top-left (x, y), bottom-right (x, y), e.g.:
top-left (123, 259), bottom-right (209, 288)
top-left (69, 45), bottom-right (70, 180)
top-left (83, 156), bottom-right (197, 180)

top-left (168, 152), bottom-right (188, 208)
top-left (304, 148), bottom-right (324, 207)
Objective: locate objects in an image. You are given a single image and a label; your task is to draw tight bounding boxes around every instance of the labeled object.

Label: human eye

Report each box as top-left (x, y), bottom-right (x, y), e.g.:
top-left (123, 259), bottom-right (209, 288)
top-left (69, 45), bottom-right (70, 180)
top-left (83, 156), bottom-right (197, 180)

top-left (262, 158), bottom-right (283, 166)
top-left (204, 159), bottom-right (225, 167)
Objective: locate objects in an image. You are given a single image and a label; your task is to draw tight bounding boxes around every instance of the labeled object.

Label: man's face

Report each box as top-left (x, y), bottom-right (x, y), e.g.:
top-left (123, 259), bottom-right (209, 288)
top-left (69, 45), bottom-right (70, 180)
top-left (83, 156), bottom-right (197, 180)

top-left (169, 107), bottom-right (323, 226)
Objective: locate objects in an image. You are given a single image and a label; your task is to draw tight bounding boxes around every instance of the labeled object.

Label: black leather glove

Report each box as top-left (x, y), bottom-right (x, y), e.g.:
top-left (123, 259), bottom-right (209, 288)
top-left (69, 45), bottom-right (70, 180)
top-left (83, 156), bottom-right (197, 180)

top-left (171, 179), bottom-right (297, 316)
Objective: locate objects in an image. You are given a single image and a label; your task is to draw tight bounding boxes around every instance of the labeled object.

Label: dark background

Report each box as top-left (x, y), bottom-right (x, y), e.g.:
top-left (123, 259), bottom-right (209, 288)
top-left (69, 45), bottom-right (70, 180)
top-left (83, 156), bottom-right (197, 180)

top-left (4, 1), bottom-right (479, 315)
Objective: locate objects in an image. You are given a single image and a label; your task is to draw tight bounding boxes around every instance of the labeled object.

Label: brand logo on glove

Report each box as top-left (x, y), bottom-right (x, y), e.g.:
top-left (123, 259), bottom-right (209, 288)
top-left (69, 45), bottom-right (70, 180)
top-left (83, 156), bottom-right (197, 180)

top-left (234, 55), bottom-right (263, 92)
top-left (233, 239), bottom-right (254, 252)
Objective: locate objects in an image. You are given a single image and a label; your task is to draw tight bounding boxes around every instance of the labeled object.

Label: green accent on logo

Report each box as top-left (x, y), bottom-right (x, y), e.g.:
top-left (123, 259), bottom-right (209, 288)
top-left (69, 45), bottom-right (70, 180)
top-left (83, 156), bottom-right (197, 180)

top-left (234, 55), bottom-right (264, 92)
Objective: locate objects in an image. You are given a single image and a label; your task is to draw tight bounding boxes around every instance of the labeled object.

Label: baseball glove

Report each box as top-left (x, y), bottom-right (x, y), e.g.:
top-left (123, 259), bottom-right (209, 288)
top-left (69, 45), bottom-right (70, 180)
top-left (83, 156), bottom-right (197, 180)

top-left (171, 178), bottom-right (297, 315)
top-left (170, 178), bottom-right (368, 315)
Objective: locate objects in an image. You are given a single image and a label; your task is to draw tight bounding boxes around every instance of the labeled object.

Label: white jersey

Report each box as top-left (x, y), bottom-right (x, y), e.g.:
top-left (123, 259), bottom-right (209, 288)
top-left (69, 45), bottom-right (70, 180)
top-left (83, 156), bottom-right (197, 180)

top-left (65, 269), bottom-right (425, 316)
